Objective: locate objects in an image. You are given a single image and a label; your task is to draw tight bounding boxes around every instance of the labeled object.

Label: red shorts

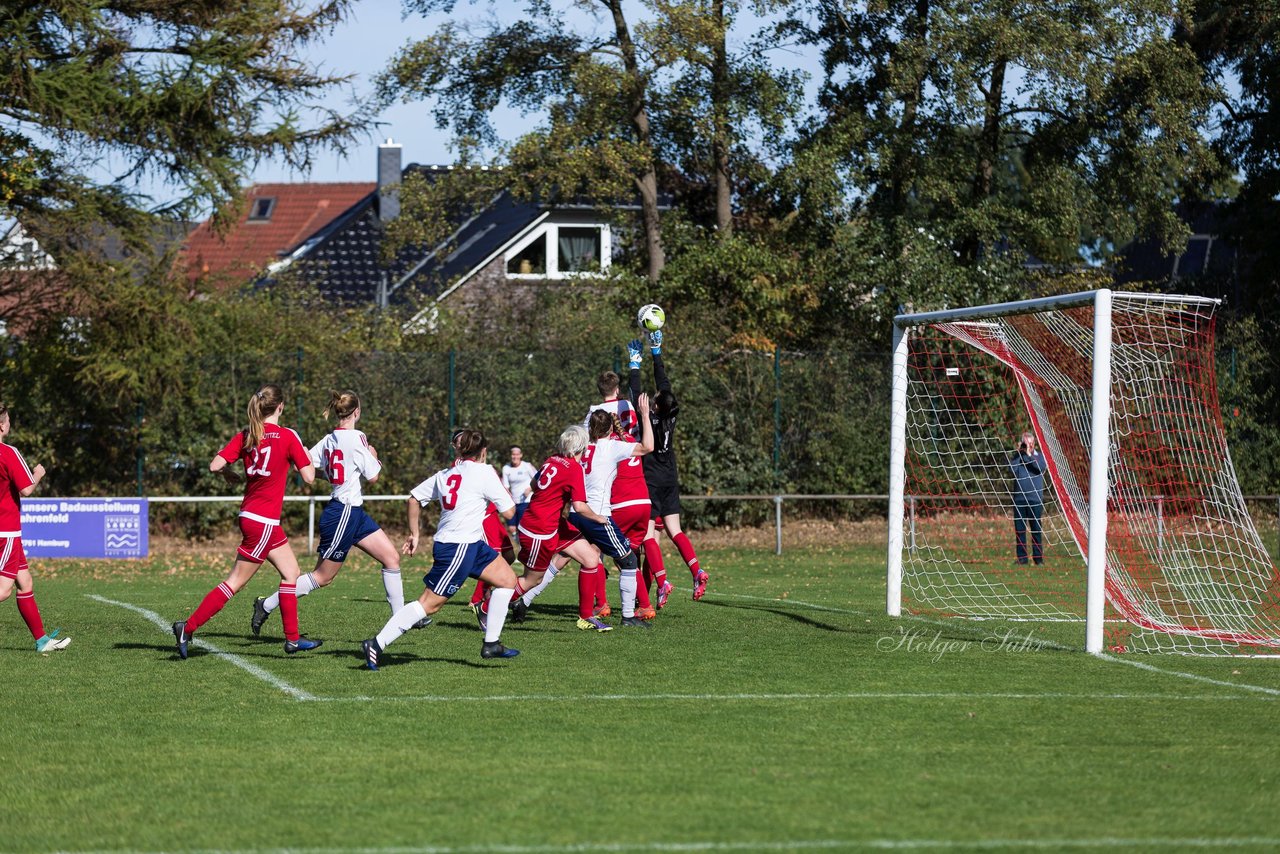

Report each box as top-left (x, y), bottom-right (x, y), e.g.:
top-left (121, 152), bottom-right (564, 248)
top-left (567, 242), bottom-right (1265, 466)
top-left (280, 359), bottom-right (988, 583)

top-left (237, 513), bottom-right (289, 564)
top-left (517, 532), bottom-right (560, 573)
top-left (484, 511), bottom-right (512, 554)
top-left (611, 502), bottom-right (652, 549)
top-left (0, 536), bottom-right (29, 579)
top-left (556, 517), bottom-right (583, 551)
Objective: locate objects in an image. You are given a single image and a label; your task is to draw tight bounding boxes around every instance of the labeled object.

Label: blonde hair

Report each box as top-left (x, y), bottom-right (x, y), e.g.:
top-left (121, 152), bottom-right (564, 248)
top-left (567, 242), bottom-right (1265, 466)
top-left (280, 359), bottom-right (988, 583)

top-left (324, 389), bottom-right (360, 421)
top-left (558, 424), bottom-right (589, 458)
top-left (246, 384), bottom-right (284, 448)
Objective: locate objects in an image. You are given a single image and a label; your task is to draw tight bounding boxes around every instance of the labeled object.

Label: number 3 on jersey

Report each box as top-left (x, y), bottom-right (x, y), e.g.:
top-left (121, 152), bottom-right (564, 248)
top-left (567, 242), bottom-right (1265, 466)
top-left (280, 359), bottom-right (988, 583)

top-left (440, 473), bottom-right (462, 510)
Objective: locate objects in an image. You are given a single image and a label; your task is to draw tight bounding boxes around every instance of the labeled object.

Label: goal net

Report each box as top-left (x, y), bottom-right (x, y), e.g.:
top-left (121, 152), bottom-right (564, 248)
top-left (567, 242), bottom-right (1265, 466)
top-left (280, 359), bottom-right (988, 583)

top-left (886, 290), bottom-right (1280, 655)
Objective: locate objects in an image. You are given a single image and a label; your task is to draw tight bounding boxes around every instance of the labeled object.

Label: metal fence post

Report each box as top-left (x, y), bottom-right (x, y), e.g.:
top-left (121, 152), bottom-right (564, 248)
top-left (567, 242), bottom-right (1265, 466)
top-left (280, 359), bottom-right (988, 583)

top-left (135, 402), bottom-right (144, 497)
top-left (773, 346), bottom-right (782, 482)
top-left (774, 494), bottom-right (783, 555)
top-left (448, 348), bottom-right (457, 441)
top-left (308, 495), bottom-right (316, 554)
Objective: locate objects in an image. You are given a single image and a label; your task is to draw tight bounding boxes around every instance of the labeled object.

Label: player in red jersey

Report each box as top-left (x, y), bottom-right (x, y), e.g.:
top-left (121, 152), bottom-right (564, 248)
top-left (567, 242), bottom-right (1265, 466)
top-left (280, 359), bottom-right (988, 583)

top-left (172, 384), bottom-right (320, 659)
top-left (466, 499), bottom-right (517, 618)
top-left (508, 424), bottom-right (614, 630)
top-left (0, 403), bottom-right (69, 652)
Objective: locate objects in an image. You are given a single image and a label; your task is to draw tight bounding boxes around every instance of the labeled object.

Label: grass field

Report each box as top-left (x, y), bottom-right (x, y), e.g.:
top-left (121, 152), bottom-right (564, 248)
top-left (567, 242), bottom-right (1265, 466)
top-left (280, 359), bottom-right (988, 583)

top-left (3, 540), bottom-right (1280, 853)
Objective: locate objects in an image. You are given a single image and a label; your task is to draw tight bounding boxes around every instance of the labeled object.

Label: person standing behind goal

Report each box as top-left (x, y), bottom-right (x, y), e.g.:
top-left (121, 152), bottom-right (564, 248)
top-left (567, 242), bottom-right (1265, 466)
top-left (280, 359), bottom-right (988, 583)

top-left (1010, 430), bottom-right (1047, 565)
top-left (637, 328), bottom-right (709, 601)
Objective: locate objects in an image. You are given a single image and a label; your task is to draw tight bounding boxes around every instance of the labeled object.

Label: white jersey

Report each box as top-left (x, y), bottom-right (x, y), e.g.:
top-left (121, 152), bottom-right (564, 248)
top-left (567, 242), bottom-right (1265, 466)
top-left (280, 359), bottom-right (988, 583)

top-left (581, 439), bottom-right (637, 515)
top-left (502, 461), bottom-right (538, 504)
top-left (585, 398), bottom-right (638, 439)
top-left (310, 429), bottom-right (381, 507)
top-left (410, 459), bottom-right (514, 544)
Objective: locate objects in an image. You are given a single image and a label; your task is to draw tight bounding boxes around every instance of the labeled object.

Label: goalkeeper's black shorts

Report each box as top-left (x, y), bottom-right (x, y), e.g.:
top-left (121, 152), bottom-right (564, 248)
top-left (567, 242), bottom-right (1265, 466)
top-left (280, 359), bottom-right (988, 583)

top-left (647, 478), bottom-right (682, 518)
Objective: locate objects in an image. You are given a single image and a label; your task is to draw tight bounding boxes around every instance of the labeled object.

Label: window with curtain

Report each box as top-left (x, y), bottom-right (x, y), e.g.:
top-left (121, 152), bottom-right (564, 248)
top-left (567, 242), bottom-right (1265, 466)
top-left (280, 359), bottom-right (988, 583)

top-left (558, 227), bottom-right (601, 272)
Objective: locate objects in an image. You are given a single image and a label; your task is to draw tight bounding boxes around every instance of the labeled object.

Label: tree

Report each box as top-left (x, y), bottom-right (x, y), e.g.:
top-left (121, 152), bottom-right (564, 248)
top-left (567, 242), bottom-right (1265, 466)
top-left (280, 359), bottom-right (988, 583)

top-left (0, 0), bottom-right (369, 256)
top-left (783, 0), bottom-right (1223, 319)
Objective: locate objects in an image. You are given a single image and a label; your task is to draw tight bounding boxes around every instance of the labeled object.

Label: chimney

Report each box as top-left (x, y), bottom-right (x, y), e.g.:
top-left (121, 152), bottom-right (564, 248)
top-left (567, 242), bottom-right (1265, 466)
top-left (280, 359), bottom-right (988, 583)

top-left (377, 138), bottom-right (402, 223)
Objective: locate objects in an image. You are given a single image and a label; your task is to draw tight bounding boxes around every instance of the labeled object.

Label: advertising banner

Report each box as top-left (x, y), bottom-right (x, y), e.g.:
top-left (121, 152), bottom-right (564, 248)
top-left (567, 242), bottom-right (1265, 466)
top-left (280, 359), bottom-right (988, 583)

top-left (20, 498), bottom-right (149, 558)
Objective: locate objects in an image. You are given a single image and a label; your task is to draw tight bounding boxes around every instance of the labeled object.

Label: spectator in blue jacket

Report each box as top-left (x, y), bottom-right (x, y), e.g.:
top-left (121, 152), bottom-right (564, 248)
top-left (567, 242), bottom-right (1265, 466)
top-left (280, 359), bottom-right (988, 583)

top-left (1010, 431), bottom-right (1047, 565)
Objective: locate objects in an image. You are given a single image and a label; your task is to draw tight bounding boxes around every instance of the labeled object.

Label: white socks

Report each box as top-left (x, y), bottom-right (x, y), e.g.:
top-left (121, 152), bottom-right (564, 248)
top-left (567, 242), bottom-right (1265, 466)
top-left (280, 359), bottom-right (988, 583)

top-left (485, 587), bottom-right (514, 644)
top-left (382, 567), bottom-right (404, 613)
top-left (620, 568), bottom-right (638, 618)
top-left (521, 566), bottom-right (559, 606)
top-left (376, 600), bottom-right (427, 650)
top-left (264, 572), bottom-right (317, 613)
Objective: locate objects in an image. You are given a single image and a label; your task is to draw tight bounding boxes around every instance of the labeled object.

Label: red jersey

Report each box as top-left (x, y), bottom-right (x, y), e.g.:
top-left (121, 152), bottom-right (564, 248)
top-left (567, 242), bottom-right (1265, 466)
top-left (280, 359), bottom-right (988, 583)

top-left (483, 501), bottom-right (510, 550)
top-left (218, 426), bottom-right (311, 522)
top-left (610, 441), bottom-right (650, 511)
top-left (517, 454), bottom-right (587, 538)
top-left (0, 443), bottom-right (35, 535)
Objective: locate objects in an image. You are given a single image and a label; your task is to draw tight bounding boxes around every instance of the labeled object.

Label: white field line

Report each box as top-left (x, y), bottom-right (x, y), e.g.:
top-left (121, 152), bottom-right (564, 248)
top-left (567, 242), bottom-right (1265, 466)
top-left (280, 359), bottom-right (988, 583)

top-left (313, 690), bottom-right (1267, 704)
top-left (686, 586), bottom-right (1280, 697)
top-left (69, 835), bottom-right (1280, 852)
top-left (87, 594), bottom-right (316, 701)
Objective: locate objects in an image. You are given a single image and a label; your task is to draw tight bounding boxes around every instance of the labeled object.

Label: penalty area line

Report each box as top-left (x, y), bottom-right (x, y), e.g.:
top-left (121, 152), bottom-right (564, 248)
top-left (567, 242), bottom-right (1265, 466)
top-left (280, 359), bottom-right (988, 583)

top-left (86, 594), bottom-right (317, 702)
top-left (312, 689), bottom-right (1270, 704)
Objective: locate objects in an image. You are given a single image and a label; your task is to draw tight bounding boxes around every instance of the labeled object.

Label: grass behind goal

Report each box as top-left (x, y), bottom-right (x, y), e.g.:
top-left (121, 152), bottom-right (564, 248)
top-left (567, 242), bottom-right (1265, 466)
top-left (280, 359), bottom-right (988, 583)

top-left (2, 541), bottom-right (1279, 852)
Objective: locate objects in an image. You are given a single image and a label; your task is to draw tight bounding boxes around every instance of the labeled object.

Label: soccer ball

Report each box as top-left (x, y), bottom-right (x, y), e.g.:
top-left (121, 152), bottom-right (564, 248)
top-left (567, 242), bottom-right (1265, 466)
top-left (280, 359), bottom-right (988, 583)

top-left (637, 303), bottom-right (666, 332)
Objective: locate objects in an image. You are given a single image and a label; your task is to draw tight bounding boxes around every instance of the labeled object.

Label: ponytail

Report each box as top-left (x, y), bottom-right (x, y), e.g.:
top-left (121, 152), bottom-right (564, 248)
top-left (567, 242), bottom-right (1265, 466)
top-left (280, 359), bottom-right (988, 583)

top-left (246, 384), bottom-right (284, 448)
top-left (324, 389), bottom-right (360, 421)
top-left (452, 427), bottom-right (488, 460)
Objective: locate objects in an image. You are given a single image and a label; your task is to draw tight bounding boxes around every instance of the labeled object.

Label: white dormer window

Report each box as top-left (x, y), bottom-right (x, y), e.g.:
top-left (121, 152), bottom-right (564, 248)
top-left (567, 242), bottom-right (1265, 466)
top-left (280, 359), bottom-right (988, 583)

top-left (506, 221), bottom-right (610, 278)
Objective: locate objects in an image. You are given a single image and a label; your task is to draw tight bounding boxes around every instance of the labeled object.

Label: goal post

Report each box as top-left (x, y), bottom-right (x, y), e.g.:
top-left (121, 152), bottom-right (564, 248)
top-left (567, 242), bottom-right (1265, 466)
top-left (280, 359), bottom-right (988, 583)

top-left (886, 288), bottom-right (1280, 655)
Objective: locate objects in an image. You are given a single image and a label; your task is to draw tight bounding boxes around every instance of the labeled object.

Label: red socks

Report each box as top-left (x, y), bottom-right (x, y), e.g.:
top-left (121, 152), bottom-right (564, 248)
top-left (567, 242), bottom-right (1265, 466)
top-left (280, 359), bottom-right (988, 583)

top-left (471, 580), bottom-right (488, 607)
top-left (578, 567), bottom-right (598, 619)
top-left (278, 582), bottom-right (299, 642)
top-left (672, 532), bottom-right (700, 578)
top-left (185, 582), bottom-right (233, 634)
top-left (16, 590), bottom-right (44, 640)
top-left (643, 537), bottom-right (666, 589)
top-left (594, 565), bottom-right (608, 611)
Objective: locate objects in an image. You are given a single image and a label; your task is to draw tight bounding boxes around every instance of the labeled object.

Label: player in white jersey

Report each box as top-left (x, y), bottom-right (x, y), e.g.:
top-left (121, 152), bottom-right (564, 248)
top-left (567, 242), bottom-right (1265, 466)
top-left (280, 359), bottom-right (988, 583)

top-left (251, 391), bottom-right (411, 635)
top-left (560, 395), bottom-right (654, 627)
top-left (361, 428), bottom-right (521, 668)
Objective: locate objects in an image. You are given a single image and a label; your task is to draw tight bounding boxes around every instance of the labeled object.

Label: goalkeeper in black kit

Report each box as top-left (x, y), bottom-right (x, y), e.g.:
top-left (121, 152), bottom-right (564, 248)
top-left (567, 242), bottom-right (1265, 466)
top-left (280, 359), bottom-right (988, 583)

top-left (627, 328), bottom-right (709, 604)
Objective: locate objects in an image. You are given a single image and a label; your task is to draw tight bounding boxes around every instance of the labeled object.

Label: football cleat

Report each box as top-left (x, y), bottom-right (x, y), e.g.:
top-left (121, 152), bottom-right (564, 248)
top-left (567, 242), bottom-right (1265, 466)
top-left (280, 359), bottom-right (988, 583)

top-left (361, 638), bottom-right (381, 671)
top-left (576, 616), bottom-right (613, 632)
top-left (510, 597), bottom-right (528, 624)
top-left (620, 615), bottom-right (652, 629)
top-left (656, 581), bottom-right (674, 609)
top-left (471, 601), bottom-right (488, 632)
top-left (411, 616), bottom-right (433, 630)
top-left (481, 641), bottom-right (520, 659)
top-left (635, 607), bottom-right (657, 621)
top-left (692, 570), bottom-right (709, 601)
top-left (284, 636), bottom-right (323, 654)
top-left (35, 630), bottom-right (70, 652)
top-left (592, 603), bottom-right (612, 619)
top-left (250, 596), bottom-right (269, 636)
top-left (172, 621), bottom-right (191, 660)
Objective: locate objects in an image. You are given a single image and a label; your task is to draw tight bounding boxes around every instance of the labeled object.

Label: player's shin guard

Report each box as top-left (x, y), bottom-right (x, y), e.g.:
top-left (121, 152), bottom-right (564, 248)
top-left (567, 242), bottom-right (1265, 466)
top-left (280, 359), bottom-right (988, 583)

top-left (15, 590), bottom-right (44, 640)
top-left (620, 568), bottom-right (638, 618)
top-left (522, 565), bottom-right (558, 606)
top-left (382, 567), bottom-right (404, 613)
top-left (278, 583), bottom-right (299, 642)
top-left (672, 532), bottom-right (700, 578)
top-left (578, 567), bottom-right (598, 619)
top-left (485, 587), bottom-right (514, 643)
top-left (263, 571), bottom-right (317, 615)
top-left (643, 537), bottom-right (666, 588)
top-left (375, 600), bottom-right (428, 650)
top-left (185, 582), bottom-right (233, 634)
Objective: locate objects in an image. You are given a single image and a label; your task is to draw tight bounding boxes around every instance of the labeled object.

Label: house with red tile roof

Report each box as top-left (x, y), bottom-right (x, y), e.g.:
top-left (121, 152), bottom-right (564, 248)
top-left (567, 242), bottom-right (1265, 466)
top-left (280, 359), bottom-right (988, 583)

top-left (179, 181), bottom-right (375, 289)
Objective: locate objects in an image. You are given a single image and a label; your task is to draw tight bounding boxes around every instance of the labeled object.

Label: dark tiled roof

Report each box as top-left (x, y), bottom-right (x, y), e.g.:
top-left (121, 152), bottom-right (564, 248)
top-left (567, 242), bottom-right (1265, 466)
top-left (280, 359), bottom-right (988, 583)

top-left (275, 166), bottom-right (544, 306)
top-left (1114, 202), bottom-right (1240, 285)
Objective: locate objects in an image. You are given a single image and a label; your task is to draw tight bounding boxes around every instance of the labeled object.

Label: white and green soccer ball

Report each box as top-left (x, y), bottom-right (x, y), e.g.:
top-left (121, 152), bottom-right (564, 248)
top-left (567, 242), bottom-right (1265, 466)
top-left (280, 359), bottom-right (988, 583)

top-left (637, 303), bottom-right (666, 333)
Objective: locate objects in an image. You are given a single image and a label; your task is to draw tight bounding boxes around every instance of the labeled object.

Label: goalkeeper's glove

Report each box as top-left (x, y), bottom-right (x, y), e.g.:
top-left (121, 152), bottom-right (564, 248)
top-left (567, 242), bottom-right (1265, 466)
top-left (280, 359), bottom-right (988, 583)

top-left (627, 339), bottom-right (644, 369)
top-left (648, 328), bottom-right (663, 355)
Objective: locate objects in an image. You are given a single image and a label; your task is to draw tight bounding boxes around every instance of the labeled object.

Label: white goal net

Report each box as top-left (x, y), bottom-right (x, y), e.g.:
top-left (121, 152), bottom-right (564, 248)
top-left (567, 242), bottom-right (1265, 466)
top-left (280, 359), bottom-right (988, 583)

top-left (887, 290), bottom-right (1280, 655)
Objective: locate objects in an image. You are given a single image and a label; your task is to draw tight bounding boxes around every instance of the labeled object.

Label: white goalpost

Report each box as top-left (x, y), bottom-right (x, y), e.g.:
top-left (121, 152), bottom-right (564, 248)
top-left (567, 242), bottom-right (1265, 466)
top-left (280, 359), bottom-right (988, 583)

top-left (886, 289), bottom-right (1280, 655)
